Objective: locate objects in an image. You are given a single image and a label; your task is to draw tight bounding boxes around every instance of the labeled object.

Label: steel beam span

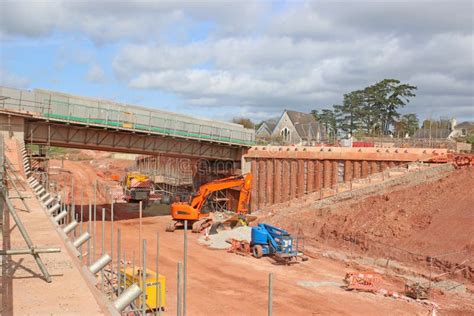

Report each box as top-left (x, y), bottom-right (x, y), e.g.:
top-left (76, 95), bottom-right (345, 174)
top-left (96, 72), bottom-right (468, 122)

top-left (25, 120), bottom-right (244, 161)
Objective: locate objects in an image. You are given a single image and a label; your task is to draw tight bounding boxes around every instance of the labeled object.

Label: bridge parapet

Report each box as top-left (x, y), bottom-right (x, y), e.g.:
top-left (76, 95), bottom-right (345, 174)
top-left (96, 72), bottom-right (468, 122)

top-left (0, 86), bottom-right (254, 146)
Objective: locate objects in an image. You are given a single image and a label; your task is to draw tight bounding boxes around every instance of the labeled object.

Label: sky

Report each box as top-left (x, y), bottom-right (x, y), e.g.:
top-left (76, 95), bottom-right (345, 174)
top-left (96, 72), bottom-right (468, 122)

top-left (0, 0), bottom-right (473, 124)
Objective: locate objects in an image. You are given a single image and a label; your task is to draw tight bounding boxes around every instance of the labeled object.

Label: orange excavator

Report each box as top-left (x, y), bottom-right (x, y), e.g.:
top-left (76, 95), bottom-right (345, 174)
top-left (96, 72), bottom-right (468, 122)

top-left (166, 173), bottom-right (253, 233)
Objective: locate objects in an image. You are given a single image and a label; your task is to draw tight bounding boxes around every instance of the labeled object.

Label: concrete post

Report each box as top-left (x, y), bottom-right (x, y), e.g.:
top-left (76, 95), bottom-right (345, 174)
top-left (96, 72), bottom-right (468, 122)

top-left (250, 159), bottom-right (258, 211)
top-left (258, 160), bottom-right (266, 209)
top-left (273, 159), bottom-right (282, 204)
top-left (289, 160), bottom-right (298, 200)
top-left (306, 160), bottom-right (314, 193)
top-left (344, 160), bottom-right (352, 182)
top-left (281, 160), bottom-right (290, 202)
top-left (314, 160), bottom-right (322, 191)
top-left (297, 160), bottom-right (305, 197)
top-left (266, 159), bottom-right (274, 206)
top-left (323, 160), bottom-right (331, 188)
top-left (353, 161), bottom-right (361, 179)
top-left (331, 161), bottom-right (338, 187)
top-left (370, 161), bottom-right (379, 174)
top-left (361, 161), bottom-right (369, 178)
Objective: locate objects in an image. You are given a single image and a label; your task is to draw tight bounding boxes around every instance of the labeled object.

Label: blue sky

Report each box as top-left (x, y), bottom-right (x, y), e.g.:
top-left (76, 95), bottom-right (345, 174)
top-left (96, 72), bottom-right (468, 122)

top-left (1, 1), bottom-right (473, 123)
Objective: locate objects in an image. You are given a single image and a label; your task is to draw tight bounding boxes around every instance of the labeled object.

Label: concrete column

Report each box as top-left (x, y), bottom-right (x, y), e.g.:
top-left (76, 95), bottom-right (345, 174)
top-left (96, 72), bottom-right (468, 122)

top-left (281, 160), bottom-right (290, 202)
top-left (331, 161), bottom-right (338, 187)
top-left (323, 160), bottom-right (332, 188)
top-left (290, 160), bottom-right (298, 200)
top-left (370, 161), bottom-right (379, 174)
top-left (361, 161), bottom-right (369, 178)
top-left (258, 160), bottom-right (266, 209)
top-left (250, 159), bottom-right (258, 211)
top-left (388, 161), bottom-right (396, 168)
top-left (274, 160), bottom-right (282, 204)
top-left (344, 160), bottom-right (352, 182)
top-left (297, 160), bottom-right (305, 198)
top-left (266, 159), bottom-right (274, 205)
top-left (315, 160), bottom-right (322, 191)
top-left (381, 161), bottom-right (389, 171)
top-left (307, 160), bottom-right (315, 193)
top-left (353, 161), bottom-right (361, 179)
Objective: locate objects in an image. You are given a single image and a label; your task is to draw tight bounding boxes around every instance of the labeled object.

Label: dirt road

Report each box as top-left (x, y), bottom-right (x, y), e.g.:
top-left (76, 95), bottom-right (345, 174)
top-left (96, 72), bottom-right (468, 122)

top-left (84, 215), bottom-right (432, 315)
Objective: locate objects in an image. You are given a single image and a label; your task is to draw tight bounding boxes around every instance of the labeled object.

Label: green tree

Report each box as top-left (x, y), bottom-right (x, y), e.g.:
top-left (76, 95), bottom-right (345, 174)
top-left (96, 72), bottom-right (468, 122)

top-left (394, 113), bottom-right (419, 137)
top-left (310, 109), bottom-right (319, 120)
top-left (231, 117), bottom-right (255, 129)
top-left (318, 108), bottom-right (338, 139)
top-left (333, 79), bottom-right (417, 136)
top-left (368, 79), bottom-right (417, 134)
top-left (334, 91), bottom-right (365, 135)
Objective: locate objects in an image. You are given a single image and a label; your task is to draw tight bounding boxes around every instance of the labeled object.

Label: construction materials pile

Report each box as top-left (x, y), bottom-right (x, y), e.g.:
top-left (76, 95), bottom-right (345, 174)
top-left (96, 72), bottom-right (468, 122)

top-left (198, 226), bottom-right (251, 249)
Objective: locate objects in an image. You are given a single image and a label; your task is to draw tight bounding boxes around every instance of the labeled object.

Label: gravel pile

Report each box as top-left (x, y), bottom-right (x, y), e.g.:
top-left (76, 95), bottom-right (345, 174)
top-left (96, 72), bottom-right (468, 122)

top-left (198, 226), bottom-right (252, 249)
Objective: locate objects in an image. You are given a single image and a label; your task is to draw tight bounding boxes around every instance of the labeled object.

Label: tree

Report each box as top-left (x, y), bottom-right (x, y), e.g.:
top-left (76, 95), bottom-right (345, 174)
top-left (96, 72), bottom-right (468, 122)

top-left (368, 79), bottom-right (417, 134)
top-left (334, 91), bottom-right (365, 135)
top-left (394, 113), bottom-right (419, 137)
top-left (330, 79), bottom-right (417, 136)
top-left (231, 117), bottom-right (255, 129)
top-left (318, 108), bottom-right (338, 139)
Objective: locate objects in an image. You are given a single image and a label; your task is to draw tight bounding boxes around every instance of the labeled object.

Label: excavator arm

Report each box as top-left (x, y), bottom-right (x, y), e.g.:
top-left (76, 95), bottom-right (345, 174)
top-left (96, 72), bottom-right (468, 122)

top-left (170, 173), bottom-right (253, 223)
top-left (190, 174), bottom-right (253, 213)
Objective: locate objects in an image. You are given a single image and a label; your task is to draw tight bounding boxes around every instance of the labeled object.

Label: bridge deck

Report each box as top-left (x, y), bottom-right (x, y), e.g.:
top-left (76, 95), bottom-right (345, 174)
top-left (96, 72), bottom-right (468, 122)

top-left (0, 87), bottom-right (254, 147)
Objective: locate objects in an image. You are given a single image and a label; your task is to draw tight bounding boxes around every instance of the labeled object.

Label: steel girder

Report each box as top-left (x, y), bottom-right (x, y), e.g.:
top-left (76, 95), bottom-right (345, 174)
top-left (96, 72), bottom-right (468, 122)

top-left (25, 120), bottom-right (244, 161)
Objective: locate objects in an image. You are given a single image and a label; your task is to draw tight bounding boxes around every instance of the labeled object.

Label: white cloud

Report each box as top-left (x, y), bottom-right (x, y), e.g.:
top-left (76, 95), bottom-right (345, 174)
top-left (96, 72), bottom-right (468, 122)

top-left (85, 64), bottom-right (106, 83)
top-left (0, 69), bottom-right (30, 88)
top-left (1, 0), bottom-right (473, 121)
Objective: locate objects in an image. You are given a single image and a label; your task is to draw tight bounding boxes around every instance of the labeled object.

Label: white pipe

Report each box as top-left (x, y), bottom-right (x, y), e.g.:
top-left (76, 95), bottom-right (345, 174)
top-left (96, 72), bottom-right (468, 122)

top-left (113, 284), bottom-right (142, 312)
top-left (89, 254), bottom-right (112, 274)
top-left (63, 220), bottom-right (78, 234)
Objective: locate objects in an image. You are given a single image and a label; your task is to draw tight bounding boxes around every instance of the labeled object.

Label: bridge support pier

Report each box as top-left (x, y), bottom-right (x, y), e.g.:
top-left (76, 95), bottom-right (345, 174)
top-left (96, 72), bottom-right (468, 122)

top-left (307, 160), bottom-right (315, 193)
top-left (274, 160), bottom-right (282, 204)
top-left (297, 160), bottom-right (305, 198)
top-left (266, 159), bottom-right (274, 206)
top-left (344, 161), bottom-right (353, 182)
top-left (323, 160), bottom-right (331, 188)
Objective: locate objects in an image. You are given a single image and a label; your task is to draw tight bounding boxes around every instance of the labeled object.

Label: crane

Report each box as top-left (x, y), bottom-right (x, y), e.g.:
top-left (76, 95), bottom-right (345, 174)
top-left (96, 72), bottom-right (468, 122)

top-left (166, 173), bottom-right (253, 233)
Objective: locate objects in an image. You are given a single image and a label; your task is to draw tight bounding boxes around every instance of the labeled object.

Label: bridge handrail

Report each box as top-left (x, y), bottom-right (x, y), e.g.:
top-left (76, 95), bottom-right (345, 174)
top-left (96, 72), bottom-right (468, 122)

top-left (0, 90), bottom-right (255, 146)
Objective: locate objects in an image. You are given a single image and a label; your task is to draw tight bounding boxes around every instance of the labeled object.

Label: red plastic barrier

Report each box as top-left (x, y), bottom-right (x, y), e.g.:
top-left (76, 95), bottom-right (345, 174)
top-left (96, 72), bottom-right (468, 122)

top-left (353, 141), bottom-right (375, 147)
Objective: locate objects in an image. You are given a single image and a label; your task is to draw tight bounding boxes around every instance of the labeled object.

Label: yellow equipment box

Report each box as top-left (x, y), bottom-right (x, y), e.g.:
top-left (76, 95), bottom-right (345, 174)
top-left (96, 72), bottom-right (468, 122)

top-left (121, 267), bottom-right (166, 310)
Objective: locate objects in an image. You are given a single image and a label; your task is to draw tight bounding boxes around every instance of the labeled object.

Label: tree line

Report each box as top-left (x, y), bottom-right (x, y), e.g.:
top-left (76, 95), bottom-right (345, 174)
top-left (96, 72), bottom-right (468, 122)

top-left (311, 79), bottom-right (419, 138)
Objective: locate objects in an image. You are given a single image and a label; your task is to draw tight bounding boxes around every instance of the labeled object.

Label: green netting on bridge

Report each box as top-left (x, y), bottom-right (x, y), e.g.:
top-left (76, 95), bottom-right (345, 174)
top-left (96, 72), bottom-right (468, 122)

top-left (43, 112), bottom-right (252, 145)
top-left (0, 86), bottom-right (255, 146)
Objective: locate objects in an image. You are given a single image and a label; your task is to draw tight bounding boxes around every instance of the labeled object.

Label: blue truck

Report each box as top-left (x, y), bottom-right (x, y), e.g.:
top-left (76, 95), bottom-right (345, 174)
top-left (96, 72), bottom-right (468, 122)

top-left (250, 223), bottom-right (308, 264)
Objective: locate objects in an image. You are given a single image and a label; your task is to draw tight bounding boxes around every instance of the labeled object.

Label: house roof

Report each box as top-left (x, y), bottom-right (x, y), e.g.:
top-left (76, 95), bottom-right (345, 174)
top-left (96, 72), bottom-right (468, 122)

top-left (256, 122), bottom-right (273, 136)
top-left (264, 121), bottom-right (276, 131)
top-left (413, 128), bottom-right (451, 139)
top-left (285, 110), bottom-right (319, 139)
top-left (455, 121), bottom-right (474, 130)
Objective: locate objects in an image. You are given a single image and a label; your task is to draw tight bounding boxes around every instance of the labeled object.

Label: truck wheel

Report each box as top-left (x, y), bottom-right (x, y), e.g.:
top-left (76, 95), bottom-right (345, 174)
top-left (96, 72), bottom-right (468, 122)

top-left (253, 245), bottom-right (263, 258)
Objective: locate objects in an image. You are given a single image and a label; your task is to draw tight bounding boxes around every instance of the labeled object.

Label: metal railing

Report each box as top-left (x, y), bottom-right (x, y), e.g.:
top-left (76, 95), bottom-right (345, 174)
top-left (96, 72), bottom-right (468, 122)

top-left (0, 87), bottom-right (255, 146)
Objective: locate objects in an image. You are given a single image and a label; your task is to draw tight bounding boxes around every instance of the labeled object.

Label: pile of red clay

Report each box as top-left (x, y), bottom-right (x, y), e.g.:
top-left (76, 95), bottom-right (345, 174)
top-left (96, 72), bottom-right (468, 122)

top-left (267, 168), bottom-right (474, 282)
